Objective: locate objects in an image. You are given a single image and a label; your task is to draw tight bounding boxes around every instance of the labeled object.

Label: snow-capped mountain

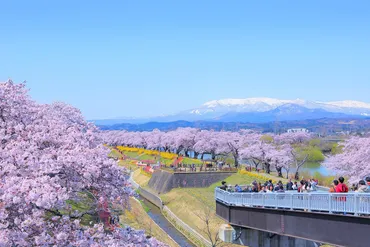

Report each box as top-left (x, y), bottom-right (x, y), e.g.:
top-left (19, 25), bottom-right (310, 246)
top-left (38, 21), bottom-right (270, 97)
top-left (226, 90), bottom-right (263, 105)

top-left (92, 97), bottom-right (370, 125)
top-left (182, 97), bottom-right (370, 118)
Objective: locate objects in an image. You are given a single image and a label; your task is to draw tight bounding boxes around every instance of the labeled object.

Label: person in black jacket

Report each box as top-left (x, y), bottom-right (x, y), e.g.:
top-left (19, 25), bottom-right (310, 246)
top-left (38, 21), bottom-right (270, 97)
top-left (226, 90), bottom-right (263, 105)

top-left (220, 181), bottom-right (227, 190)
top-left (286, 179), bottom-right (293, 190)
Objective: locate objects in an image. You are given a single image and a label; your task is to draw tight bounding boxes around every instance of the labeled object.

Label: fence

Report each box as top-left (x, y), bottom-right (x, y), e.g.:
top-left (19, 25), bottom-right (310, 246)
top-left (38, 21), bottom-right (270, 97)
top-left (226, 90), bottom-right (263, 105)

top-left (129, 174), bottom-right (140, 189)
top-left (162, 206), bottom-right (212, 247)
top-left (215, 188), bottom-right (370, 216)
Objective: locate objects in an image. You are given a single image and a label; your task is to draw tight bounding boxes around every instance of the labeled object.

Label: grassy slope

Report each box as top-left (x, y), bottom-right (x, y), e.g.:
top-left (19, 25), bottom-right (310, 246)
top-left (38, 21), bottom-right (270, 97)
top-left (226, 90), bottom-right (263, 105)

top-left (160, 173), bottom-right (267, 246)
top-left (133, 169), bottom-right (151, 187)
top-left (121, 198), bottom-right (179, 247)
top-left (181, 157), bottom-right (203, 165)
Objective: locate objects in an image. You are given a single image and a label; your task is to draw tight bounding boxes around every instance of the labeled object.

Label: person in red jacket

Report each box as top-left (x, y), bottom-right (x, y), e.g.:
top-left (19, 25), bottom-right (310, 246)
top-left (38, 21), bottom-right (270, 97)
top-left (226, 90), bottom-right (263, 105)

top-left (336, 177), bottom-right (349, 193)
top-left (336, 176), bottom-right (349, 215)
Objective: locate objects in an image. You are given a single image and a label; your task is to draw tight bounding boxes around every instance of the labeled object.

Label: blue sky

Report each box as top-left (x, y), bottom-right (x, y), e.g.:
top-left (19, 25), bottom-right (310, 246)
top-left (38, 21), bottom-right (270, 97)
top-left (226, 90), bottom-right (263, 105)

top-left (1, 1), bottom-right (369, 119)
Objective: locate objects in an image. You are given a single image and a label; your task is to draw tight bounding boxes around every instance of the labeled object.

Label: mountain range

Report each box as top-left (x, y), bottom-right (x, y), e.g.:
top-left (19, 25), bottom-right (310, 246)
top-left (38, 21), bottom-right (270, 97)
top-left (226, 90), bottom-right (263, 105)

top-left (92, 97), bottom-right (370, 126)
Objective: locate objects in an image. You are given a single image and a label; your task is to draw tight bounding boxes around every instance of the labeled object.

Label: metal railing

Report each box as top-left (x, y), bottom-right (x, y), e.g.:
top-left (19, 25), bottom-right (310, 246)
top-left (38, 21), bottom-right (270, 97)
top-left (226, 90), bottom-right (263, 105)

top-left (215, 188), bottom-right (370, 216)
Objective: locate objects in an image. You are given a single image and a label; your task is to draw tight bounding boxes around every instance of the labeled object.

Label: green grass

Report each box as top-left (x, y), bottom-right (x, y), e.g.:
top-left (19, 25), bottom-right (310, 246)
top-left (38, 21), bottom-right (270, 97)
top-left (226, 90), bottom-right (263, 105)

top-left (118, 160), bottom-right (138, 171)
top-left (181, 157), bottom-right (203, 165)
top-left (159, 157), bottom-right (175, 165)
top-left (137, 154), bottom-right (157, 161)
top-left (138, 199), bottom-right (151, 213)
top-left (161, 172), bottom-right (263, 210)
top-left (108, 149), bottom-right (122, 159)
top-left (123, 151), bottom-right (141, 158)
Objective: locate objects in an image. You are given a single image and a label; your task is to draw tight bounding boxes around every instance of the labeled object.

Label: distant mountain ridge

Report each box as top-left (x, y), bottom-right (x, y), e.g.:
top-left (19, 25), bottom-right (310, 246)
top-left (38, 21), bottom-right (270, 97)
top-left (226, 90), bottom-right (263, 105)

top-left (91, 97), bottom-right (370, 125)
top-left (98, 117), bottom-right (370, 133)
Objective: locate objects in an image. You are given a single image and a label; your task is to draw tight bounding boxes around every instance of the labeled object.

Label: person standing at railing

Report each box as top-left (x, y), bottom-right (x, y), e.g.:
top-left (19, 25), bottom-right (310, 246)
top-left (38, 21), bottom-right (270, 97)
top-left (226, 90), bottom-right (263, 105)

top-left (257, 182), bottom-right (262, 192)
top-left (292, 181), bottom-right (298, 190)
top-left (286, 179), bottom-right (293, 191)
top-left (235, 184), bottom-right (243, 192)
top-left (298, 180), bottom-right (305, 193)
top-left (336, 177), bottom-right (349, 193)
top-left (336, 177), bottom-right (349, 215)
top-left (266, 185), bottom-right (274, 193)
top-left (365, 177), bottom-right (370, 192)
top-left (277, 185), bottom-right (285, 193)
top-left (333, 180), bottom-right (339, 192)
top-left (310, 179), bottom-right (318, 191)
top-left (356, 180), bottom-right (367, 193)
top-left (259, 186), bottom-right (266, 193)
top-left (220, 181), bottom-right (227, 191)
top-left (329, 183), bottom-right (336, 193)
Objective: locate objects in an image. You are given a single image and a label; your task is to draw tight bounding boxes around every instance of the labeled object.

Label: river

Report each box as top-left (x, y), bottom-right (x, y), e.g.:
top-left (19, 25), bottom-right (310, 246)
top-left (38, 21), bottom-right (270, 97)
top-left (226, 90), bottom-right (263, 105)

top-left (301, 162), bottom-right (334, 176)
top-left (140, 197), bottom-right (195, 247)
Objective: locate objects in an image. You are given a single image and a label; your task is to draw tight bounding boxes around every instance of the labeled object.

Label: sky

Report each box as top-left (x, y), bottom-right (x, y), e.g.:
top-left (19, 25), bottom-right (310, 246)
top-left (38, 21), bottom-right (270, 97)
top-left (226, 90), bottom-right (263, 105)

top-left (1, 1), bottom-right (370, 119)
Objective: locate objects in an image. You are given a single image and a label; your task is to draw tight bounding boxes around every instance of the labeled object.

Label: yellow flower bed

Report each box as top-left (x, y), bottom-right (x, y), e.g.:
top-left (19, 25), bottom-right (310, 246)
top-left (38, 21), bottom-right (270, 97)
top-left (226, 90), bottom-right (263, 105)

top-left (116, 146), bottom-right (177, 160)
top-left (238, 170), bottom-right (277, 184)
top-left (117, 146), bottom-right (140, 153)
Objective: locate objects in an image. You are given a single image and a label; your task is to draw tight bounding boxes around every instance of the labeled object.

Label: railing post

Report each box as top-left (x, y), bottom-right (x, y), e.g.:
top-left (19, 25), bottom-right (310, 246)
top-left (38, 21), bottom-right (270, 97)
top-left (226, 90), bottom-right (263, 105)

top-left (262, 194), bottom-right (265, 208)
top-left (308, 194), bottom-right (312, 212)
top-left (354, 194), bottom-right (358, 216)
top-left (290, 194), bottom-right (293, 210)
top-left (275, 194), bottom-right (278, 209)
top-left (329, 193), bottom-right (332, 214)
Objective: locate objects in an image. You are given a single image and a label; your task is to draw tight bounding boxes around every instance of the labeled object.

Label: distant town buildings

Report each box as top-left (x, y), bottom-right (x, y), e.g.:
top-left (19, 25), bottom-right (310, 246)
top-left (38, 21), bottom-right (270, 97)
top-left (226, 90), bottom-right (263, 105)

top-left (287, 128), bottom-right (309, 133)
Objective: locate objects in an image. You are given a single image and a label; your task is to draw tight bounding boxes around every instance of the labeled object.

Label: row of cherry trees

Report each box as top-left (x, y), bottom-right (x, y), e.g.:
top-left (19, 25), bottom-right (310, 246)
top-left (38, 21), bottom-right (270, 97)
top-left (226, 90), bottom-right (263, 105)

top-left (0, 81), bottom-right (166, 246)
top-left (102, 128), bottom-right (313, 179)
top-left (103, 127), bottom-right (370, 184)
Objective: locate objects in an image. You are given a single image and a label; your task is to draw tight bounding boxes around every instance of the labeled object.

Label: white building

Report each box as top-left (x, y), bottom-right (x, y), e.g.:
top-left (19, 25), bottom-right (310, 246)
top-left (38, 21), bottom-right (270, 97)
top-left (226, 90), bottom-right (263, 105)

top-left (287, 128), bottom-right (309, 133)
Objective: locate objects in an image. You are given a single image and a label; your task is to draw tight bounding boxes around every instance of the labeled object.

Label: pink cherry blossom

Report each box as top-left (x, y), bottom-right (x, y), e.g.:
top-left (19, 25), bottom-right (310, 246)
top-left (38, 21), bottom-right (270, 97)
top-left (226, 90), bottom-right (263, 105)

top-left (0, 81), bottom-right (167, 246)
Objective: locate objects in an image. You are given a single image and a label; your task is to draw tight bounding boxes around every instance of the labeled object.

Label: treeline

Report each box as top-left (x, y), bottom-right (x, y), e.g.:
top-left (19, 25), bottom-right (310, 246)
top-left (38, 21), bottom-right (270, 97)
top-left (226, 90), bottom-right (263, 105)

top-left (102, 128), bottom-right (334, 179)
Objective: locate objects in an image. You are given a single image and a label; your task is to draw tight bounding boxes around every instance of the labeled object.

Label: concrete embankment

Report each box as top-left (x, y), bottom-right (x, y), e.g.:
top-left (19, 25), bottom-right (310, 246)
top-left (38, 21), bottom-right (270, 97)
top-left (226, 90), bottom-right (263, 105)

top-left (148, 170), bottom-right (235, 193)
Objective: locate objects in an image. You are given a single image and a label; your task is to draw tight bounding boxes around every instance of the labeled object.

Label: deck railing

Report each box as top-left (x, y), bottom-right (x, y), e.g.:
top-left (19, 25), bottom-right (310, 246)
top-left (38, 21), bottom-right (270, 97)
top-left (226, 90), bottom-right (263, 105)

top-left (215, 188), bottom-right (370, 216)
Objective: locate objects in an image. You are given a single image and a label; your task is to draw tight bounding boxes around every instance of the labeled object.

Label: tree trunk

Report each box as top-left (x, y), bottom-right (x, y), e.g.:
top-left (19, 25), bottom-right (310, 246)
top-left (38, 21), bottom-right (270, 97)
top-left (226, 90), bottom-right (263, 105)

top-left (276, 166), bottom-right (283, 177)
top-left (294, 171), bottom-right (299, 180)
top-left (211, 152), bottom-right (216, 161)
top-left (193, 151), bottom-right (199, 159)
top-left (233, 152), bottom-right (239, 168)
top-left (264, 163), bottom-right (271, 174)
top-left (253, 160), bottom-right (260, 170)
top-left (200, 153), bottom-right (204, 160)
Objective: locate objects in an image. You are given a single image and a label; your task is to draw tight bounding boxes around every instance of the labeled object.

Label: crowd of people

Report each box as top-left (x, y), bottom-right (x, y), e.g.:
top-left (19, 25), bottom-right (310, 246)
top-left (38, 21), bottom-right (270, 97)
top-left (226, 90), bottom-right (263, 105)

top-left (219, 178), bottom-right (319, 193)
top-left (219, 176), bottom-right (370, 194)
top-left (332, 177), bottom-right (370, 193)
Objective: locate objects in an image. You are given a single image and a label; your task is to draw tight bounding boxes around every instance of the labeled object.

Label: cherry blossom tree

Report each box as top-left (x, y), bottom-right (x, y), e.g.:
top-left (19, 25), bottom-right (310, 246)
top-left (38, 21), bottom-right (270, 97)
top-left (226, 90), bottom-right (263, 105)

top-left (270, 144), bottom-right (294, 178)
top-left (0, 81), bottom-right (166, 246)
top-left (193, 130), bottom-right (219, 160)
top-left (324, 136), bottom-right (370, 183)
top-left (274, 132), bottom-right (313, 180)
top-left (240, 140), bottom-right (273, 173)
top-left (172, 128), bottom-right (199, 157)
